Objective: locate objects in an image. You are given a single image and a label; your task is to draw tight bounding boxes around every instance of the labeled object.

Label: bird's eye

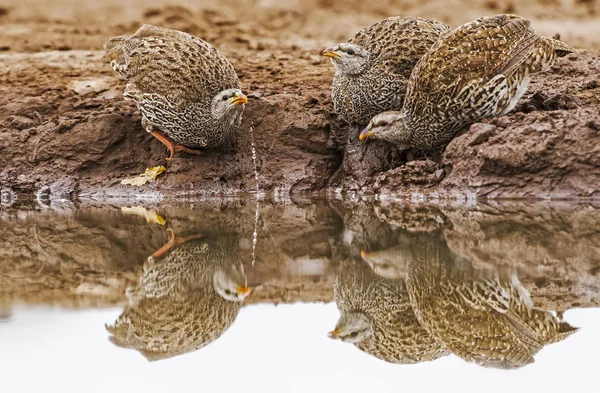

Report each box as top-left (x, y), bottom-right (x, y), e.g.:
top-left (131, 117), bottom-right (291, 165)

top-left (222, 95), bottom-right (229, 101)
top-left (225, 289), bottom-right (232, 295)
top-left (349, 332), bottom-right (359, 338)
top-left (347, 49), bottom-right (355, 55)
top-left (376, 121), bottom-right (389, 127)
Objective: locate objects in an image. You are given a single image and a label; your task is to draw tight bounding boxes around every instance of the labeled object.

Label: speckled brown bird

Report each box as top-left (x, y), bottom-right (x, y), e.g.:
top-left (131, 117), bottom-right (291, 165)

top-left (361, 235), bottom-right (579, 369)
top-left (322, 16), bottom-right (450, 125)
top-left (360, 14), bottom-right (573, 149)
top-left (106, 232), bottom-right (249, 361)
top-left (329, 259), bottom-right (448, 364)
top-left (103, 25), bottom-right (247, 160)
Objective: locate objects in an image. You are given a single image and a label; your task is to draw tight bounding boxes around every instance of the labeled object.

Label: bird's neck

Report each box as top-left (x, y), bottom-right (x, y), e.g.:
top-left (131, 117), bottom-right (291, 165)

top-left (336, 58), bottom-right (372, 78)
top-left (213, 108), bottom-right (243, 136)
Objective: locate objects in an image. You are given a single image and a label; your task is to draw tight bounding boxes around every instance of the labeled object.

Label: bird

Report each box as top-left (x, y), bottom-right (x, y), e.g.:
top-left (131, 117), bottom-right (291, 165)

top-left (102, 25), bottom-right (247, 160)
top-left (360, 14), bottom-right (574, 149)
top-left (323, 16), bottom-right (450, 125)
top-left (329, 259), bottom-right (448, 364)
top-left (106, 231), bottom-right (250, 361)
top-left (360, 233), bottom-right (579, 369)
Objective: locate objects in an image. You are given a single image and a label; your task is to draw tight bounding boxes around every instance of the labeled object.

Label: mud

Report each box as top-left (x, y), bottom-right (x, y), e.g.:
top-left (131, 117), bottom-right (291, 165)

top-left (1, 0), bottom-right (600, 200)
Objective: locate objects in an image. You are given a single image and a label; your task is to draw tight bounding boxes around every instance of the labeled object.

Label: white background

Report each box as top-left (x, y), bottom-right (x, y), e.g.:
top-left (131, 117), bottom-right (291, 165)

top-left (1, 303), bottom-right (598, 393)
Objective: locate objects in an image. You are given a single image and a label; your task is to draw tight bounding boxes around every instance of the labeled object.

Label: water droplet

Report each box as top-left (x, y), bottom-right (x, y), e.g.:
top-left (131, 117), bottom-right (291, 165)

top-left (250, 122), bottom-right (260, 266)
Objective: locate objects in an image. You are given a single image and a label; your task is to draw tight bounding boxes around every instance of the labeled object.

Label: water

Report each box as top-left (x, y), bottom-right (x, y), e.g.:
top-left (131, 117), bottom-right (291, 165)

top-left (249, 122), bottom-right (261, 266)
top-left (1, 199), bottom-right (599, 392)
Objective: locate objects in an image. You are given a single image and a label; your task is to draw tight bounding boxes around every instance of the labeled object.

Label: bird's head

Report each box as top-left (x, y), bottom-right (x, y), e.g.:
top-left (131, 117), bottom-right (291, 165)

top-left (213, 265), bottom-right (250, 302)
top-left (328, 312), bottom-right (372, 344)
top-left (322, 43), bottom-right (371, 75)
top-left (359, 111), bottom-right (411, 147)
top-left (212, 88), bottom-right (247, 121)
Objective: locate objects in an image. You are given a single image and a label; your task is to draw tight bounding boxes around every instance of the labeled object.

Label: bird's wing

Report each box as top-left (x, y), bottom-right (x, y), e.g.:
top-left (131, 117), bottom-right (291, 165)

top-left (455, 275), bottom-right (511, 313)
top-left (103, 25), bottom-right (239, 105)
top-left (350, 17), bottom-right (450, 77)
top-left (505, 310), bottom-right (544, 354)
top-left (405, 15), bottom-right (539, 116)
top-left (454, 271), bottom-right (543, 356)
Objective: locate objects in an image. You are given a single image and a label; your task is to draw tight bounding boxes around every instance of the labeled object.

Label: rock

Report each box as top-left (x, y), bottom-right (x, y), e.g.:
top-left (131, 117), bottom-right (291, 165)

top-left (468, 123), bottom-right (497, 146)
top-left (435, 168), bottom-right (445, 180)
top-left (441, 108), bottom-right (600, 199)
top-left (49, 176), bottom-right (79, 198)
top-left (374, 160), bottom-right (441, 195)
top-left (341, 127), bottom-right (404, 191)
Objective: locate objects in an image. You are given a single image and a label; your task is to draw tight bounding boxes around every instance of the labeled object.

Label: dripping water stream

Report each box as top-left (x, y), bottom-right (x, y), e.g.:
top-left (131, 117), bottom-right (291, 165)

top-left (250, 123), bottom-right (260, 266)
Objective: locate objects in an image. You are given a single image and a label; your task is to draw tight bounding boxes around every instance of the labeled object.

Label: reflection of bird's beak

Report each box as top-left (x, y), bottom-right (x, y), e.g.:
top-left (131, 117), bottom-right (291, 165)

top-left (236, 285), bottom-right (251, 297)
top-left (230, 92), bottom-right (248, 106)
top-left (322, 48), bottom-right (341, 59)
top-left (328, 329), bottom-right (341, 338)
top-left (359, 127), bottom-right (373, 141)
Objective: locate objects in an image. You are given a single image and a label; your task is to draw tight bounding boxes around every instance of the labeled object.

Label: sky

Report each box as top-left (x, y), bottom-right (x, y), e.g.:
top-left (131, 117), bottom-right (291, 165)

top-left (1, 303), bottom-right (598, 393)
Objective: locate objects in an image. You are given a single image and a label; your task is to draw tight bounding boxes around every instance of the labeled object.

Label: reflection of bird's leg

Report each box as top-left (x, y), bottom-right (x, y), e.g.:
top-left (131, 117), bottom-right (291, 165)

top-left (31, 226), bottom-right (49, 275)
top-left (152, 229), bottom-right (205, 259)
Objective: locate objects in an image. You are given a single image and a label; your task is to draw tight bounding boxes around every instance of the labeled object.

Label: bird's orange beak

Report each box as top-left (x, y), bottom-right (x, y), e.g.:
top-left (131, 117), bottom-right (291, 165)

top-left (322, 48), bottom-right (341, 59)
top-left (231, 92), bottom-right (248, 106)
top-left (360, 250), bottom-right (370, 260)
top-left (236, 286), bottom-right (250, 297)
top-left (359, 128), bottom-right (373, 141)
top-left (328, 329), bottom-right (341, 338)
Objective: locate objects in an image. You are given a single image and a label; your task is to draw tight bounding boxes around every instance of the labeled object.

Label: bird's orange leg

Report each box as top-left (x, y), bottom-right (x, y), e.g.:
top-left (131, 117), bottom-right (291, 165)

top-left (149, 131), bottom-right (203, 161)
top-left (152, 229), bottom-right (205, 259)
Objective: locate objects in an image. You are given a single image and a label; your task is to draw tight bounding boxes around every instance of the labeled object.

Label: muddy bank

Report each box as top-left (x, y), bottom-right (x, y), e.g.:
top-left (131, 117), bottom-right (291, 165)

top-left (2, 200), bottom-right (599, 311)
top-left (1, 0), bottom-right (600, 200)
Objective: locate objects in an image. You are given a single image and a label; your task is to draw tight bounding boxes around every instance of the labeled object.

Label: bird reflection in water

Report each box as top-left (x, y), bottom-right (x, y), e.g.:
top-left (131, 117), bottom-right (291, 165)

top-left (329, 259), bottom-right (448, 364)
top-left (361, 232), bottom-right (579, 369)
top-left (106, 230), bottom-right (249, 361)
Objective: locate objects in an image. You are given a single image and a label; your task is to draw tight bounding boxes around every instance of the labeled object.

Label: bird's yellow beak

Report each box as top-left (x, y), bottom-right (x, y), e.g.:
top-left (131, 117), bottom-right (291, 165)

top-left (322, 48), bottom-right (341, 59)
top-left (360, 250), bottom-right (370, 260)
top-left (236, 285), bottom-right (250, 297)
top-left (359, 128), bottom-right (373, 141)
top-left (328, 329), bottom-right (341, 338)
top-left (230, 92), bottom-right (248, 106)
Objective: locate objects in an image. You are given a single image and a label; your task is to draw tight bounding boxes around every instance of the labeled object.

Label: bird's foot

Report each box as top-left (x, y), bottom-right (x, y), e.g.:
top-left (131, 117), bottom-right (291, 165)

top-left (151, 229), bottom-right (205, 259)
top-left (149, 130), bottom-right (202, 161)
top-left (168, 144), bottom-right (203, 161)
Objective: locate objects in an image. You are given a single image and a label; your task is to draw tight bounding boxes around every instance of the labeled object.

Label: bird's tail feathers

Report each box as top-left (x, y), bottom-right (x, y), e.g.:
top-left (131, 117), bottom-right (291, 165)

top-left (554, 321), bottom-right (580, 343)
top-left (542, 36), bottom-right (574, 58)
top-left (552, 38), bottom-right (575, 57)
top-left (101, 35), bottom-right (129, 64)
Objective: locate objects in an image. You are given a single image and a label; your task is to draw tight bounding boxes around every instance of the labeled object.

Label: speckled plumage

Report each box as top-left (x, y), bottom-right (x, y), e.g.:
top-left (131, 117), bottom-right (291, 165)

top-left (325, 17), bottom-right (450, 125)
top-left (331, 260), bottom-right (448, 364)
top-left (362, 14), bottom-right (574, 149)
top-left (362, 236), bottom-right (579, 369)
top-left (103, 25), bottom-right (245, 149)
top-left (106, 237), bottom-right (247, 361)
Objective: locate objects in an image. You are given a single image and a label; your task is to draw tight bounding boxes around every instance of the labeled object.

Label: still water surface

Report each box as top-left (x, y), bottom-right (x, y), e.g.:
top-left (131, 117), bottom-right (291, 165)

top-left (1, 199), bottom-right (599, 392)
